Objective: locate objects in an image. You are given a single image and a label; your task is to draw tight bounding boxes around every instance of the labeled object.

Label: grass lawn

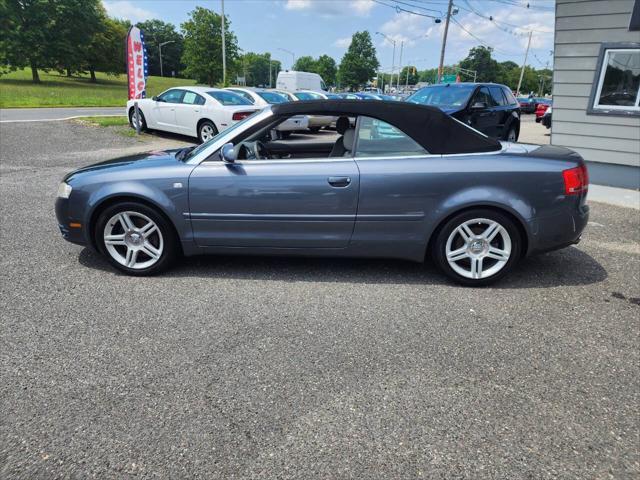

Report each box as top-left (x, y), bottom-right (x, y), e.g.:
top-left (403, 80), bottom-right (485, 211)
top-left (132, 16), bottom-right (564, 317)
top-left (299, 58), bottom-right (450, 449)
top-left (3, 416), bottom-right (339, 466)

top-left (73, 115), bottom-right (138, 137)
top-left (0, 68), bottom-right (199, 108)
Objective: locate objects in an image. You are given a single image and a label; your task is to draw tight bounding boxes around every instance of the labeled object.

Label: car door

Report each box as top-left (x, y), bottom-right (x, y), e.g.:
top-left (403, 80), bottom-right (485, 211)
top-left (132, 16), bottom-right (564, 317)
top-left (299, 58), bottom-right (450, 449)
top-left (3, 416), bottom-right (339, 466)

top-left (174, 91), bottom-right (205, 135)
top-left (468, 87), bottom-right (498, 137)
top-left (488, 86), bottom-right (511, 138)
top-left (188, 152), bottom-right (359, 249)
top-left (151, 89), bottom-right (184, 131)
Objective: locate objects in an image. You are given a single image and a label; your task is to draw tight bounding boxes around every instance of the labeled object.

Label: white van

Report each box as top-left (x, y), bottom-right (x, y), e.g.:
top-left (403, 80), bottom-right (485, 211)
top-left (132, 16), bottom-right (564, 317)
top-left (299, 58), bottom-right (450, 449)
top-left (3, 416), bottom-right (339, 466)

top-left (276, 71), bottom-right (327, 92)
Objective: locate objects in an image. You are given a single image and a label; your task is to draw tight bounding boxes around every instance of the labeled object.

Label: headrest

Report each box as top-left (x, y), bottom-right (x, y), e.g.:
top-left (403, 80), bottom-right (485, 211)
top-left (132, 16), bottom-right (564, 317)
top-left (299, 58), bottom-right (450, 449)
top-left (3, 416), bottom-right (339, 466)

top-left (336, 116), bottom-right (350, 134)
top-left (342, 128), bottom-right (355, 152)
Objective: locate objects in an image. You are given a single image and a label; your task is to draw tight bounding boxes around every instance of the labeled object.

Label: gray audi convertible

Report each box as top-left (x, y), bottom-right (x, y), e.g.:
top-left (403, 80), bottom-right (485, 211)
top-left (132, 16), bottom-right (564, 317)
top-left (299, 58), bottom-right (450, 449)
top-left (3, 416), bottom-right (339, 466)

top-left (56, 100), bottom-right (589, 286)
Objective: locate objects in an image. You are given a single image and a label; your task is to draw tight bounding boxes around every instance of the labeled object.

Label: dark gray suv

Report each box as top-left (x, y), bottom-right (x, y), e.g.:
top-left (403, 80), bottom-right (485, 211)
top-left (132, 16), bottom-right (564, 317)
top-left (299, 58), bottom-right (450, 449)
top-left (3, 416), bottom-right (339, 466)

top-left (407, 82), bottom-right (521, 142)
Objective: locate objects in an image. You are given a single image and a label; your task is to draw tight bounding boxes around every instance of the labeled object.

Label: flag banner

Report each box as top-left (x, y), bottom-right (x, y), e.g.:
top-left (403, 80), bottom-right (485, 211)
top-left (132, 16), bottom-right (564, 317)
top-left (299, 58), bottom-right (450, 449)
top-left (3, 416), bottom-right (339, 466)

top-left (126, 26), bottom-right (149, 100)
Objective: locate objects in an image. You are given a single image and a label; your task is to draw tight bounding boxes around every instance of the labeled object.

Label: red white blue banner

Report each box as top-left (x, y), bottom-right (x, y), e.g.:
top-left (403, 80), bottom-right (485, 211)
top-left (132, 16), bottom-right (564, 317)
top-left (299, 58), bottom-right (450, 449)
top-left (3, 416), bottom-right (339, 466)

top-left (126, 26), bottom-right (149, 100)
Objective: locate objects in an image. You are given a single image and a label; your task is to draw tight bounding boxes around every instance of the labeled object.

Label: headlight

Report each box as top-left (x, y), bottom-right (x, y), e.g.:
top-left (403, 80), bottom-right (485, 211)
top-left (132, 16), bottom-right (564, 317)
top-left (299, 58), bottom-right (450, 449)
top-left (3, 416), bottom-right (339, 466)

top-left (57, 182), bottom-right (72, 199)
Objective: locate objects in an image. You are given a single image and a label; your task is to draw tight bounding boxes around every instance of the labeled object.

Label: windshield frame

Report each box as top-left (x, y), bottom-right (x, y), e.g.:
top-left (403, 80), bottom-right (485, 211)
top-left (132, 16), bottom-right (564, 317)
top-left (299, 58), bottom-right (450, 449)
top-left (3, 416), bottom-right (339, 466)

top-left (184, 108), bottom-right (273, 164)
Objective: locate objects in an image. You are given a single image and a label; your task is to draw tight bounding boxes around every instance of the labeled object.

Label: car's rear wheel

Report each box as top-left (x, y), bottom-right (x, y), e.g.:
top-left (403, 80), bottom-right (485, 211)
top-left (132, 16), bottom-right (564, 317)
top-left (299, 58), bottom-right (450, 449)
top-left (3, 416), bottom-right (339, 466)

top-left (432, 209), bottom-right (521, 286)
top-left (129, 108), bottom-right (147, 131)
top-left (504, 125), bottom-right (518, 142)
top-left (95, 202), bottom-right (178, 276)
top-left (198, 120), bottom-right (218, 143)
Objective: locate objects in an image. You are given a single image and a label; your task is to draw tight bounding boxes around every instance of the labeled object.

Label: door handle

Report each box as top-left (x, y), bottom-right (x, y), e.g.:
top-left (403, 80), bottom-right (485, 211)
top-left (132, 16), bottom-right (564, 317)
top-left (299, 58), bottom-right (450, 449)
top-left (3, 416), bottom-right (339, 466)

top-left (328, 176), bottom-right (351, 187)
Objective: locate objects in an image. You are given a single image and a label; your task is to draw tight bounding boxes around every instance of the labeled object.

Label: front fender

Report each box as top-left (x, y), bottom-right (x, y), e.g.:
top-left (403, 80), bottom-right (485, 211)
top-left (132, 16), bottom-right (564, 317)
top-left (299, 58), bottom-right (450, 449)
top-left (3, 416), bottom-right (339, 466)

top-left (82, 181), bottom-right (191, 245)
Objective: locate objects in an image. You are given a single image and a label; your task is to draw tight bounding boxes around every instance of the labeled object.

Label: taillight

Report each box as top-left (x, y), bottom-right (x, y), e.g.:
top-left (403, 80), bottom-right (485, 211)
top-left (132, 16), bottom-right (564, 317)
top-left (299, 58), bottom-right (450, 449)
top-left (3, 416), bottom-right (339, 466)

top-left (562, 164), bottom-right (589, 195)
top-left (232, 111), bottom-right (253, 121)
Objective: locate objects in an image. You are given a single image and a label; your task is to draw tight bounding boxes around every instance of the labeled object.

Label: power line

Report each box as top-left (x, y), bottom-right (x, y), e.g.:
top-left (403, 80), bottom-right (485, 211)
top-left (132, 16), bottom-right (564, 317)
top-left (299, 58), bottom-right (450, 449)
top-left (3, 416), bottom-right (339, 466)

top-left (371, 0), bottom-right (441, 19)
top-left (462, 0), bottom-right (554, 34)
top-left (450, 17), bottom-right (523, 56)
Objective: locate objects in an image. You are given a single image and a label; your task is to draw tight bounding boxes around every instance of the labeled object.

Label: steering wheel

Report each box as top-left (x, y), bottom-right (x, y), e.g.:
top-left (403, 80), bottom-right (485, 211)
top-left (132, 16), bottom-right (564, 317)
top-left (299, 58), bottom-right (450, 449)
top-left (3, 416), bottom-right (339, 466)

top-left (238, 141), bottom-right (269, 160)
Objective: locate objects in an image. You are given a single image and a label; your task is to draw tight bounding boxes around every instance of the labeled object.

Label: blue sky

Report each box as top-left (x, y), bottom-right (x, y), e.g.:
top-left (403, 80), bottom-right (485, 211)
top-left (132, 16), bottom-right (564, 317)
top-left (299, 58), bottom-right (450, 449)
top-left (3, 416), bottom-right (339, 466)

top-left (103, 0), bottom-right (556, 75)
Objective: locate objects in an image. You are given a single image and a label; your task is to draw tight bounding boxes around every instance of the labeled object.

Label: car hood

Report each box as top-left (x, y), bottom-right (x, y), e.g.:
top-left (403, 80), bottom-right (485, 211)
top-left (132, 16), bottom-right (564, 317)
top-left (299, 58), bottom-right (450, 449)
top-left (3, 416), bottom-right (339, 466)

top-left (63, 149), bottom-right (184, 183)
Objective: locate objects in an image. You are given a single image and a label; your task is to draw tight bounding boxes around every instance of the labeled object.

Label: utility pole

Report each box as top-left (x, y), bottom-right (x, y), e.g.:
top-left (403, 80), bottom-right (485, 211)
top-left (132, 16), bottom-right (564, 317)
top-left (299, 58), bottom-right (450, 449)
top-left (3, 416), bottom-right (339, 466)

top-left (221, 0), bottom-right (226, 85)
top-left (376, 32), bottom-right (396, 92)
top-left (396, 41), bottom-right (404, 91)
top-left (516, 30), bottom-right (533, 96)
top-left (437, 0), bottom-right (454, 83)
top-left (158, 40), bottom-right (175, 78)
top-left (269, 59), bottom-right (272, 88)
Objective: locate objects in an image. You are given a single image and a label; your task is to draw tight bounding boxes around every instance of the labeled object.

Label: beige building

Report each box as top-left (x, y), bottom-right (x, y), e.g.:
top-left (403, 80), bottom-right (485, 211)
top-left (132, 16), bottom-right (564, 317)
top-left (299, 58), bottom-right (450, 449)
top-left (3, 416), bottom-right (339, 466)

top-left (552, 0), bottom-right (640, 189)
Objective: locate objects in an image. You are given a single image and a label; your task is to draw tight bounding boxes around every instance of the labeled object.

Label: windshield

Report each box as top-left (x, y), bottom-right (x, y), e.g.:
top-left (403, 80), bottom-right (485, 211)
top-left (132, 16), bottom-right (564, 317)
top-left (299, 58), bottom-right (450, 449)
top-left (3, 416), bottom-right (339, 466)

top-left (181, 110), bottom-right (261, 162)
top-left (294, 91), bottom-right (324, 100)
top-left (207, 91), bottom-right (253, 106)
top-left (257, 91), bottom-right (289, 104)
top-left (407, 85), bottom-right (476, 108)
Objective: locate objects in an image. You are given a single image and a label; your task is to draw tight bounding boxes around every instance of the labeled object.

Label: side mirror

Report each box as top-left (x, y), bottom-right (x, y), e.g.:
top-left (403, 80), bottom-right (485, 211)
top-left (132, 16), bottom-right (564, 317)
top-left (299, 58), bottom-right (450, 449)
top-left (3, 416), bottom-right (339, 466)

top-left (152, 96), bottom-right (158, 101)
top-left (220, 142), bottom-right (237, 163)
top-left (471, 101), bottom-right (487, 110)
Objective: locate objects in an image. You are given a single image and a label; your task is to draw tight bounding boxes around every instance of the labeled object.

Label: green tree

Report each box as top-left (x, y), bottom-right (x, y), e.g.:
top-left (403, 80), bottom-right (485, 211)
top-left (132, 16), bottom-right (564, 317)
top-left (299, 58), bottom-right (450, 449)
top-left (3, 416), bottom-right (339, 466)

top-left (459, 46), bottom-right (500, 83)
top-left (1, 0), bottom-right (60, 82)
top-left (315, 54), bottom-right (337, 86)
top-left (292, 55), bottom-right (317, 72)
top-left (181, 7), bottom-right (239, 86)
top-left (237, 52), bottom-right (280, 87)
top-left (137, 19), bottom-right (184, 77)
top-left (52, 0), bottom-right (104, 76)
top-left (84, 17), bottom-right (129, 82)
top-left (338, 31), bottom-right (379, 90)
top-left (399, 66), bottom-right (419, 86)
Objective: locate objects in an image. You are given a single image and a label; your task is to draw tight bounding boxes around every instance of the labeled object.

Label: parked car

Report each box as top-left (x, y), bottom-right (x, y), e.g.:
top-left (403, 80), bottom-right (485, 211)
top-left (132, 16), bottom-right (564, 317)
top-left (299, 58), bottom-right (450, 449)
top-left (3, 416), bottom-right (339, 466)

top-left (57, 100), bottom-right (589, 286)
top-left (407, 83), bottom-right (521, 141)
top-left (541, 106), bottom-right (552, 129)
top-left (224, 87), bottom-right (309, 135)
top-left (276, 70), bottom-right (327, 92)
top-left (517, 96), bottom-right (537, 113)
top-left (535, 99), bottom-right (552, 122)
top-left (126, 87), bottom-right (259, 143)
top-left (285, 90), bottom-right (334, 132)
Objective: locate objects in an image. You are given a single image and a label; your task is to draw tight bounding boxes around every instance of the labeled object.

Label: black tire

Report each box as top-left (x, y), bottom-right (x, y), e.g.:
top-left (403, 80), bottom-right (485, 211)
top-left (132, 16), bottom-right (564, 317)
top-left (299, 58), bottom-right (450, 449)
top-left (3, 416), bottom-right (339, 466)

top-left (128, 108), bottom-right (147, 131)
top-left (197, 120), bottom-right (218, 143)
top-left (308, 126), bottom-right (321, 133)
top-left (95, 201), bottom-right (178, 276)
top-left (503, 124), bottom-right (518, 142)
top-left (432, 209), bottom-right (522, 287)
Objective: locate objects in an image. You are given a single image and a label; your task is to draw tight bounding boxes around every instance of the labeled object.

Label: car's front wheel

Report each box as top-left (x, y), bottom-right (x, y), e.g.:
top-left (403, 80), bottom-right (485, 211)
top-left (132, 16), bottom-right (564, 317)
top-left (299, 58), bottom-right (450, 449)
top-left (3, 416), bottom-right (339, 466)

top-left (129, 108), bottom-right (147, 131)
top-left (198, 120), bottom-right (218, 143)
top-left (432, 209), bottom-right (521, 286)
top-left (95, 202), bottom-right (178, 276)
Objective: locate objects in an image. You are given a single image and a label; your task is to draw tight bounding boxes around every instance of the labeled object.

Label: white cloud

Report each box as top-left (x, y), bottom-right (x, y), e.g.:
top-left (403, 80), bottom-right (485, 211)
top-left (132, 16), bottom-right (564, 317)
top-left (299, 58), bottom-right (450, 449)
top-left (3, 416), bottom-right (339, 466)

top-left (285, 0), bottom-right (374, 17)
top-left (333, 36), bottom-right (352, 48)
top-left (102, 1), bottom-right (156, 23)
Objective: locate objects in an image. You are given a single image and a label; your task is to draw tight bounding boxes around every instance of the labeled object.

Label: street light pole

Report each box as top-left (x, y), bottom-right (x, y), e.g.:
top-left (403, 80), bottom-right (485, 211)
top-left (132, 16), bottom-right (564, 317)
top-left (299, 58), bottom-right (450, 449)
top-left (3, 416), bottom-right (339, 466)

top-left (437, 0), bottom-right (454, 83)
top-left (397, 41), bottom-right (404, 91)
top-left (376, 32), bottom-right (396, 93)
top-left (278, 48), bottom-right (295, 69)
top-left (221, 0), bottom-right (227, 85)
top-left (158, 40), bottom-right (175, 78)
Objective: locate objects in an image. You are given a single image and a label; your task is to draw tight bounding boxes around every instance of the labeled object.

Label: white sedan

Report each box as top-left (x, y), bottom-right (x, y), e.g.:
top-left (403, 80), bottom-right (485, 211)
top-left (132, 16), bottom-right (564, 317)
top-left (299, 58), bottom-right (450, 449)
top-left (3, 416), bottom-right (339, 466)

top-left (225, 87), bottom-right (309, 134)
top-left (126, 87), bottom-right (260, 143)
top-left (274, 89), bottom-right (335, 132)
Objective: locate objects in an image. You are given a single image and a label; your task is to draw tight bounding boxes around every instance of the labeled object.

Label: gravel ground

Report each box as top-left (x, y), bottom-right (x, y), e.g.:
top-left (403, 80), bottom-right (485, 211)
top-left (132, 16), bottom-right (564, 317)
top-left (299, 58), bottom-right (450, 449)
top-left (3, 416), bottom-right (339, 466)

top-left (0, 121), bottom-right (638, 479)
top-left (518, 113), bottom-right (550, 145)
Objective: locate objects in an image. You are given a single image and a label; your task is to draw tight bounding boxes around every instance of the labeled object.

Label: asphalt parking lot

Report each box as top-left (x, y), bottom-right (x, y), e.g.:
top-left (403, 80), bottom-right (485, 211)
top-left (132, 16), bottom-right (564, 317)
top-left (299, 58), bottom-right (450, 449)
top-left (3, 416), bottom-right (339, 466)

top-left (1, 120), bottom-right (638, 479)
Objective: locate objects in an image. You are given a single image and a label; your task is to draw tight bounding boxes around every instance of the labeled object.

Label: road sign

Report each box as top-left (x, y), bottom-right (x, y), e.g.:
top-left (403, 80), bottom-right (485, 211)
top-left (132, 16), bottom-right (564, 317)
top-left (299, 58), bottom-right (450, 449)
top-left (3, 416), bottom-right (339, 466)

top-left (441, 74), bottom-right (457, 83)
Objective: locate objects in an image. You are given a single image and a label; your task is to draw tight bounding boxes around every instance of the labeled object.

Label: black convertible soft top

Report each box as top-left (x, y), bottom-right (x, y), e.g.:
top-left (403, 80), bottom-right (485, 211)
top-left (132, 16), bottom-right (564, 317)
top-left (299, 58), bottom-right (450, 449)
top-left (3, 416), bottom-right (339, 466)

top-left (271, 99), bottom-right (501, 154)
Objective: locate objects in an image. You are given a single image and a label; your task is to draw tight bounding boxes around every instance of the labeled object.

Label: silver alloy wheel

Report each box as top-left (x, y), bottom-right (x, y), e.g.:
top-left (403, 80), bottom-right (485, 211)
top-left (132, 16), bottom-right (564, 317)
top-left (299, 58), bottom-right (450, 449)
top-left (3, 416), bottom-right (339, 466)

top-left (445, 218), bottom-right (512, 280)
top-left (507, 128), bottom-right (517, 142)
top-left (200, 124), bottom-right (215, 142)
top-left (131, 111), bottom-right (143, 129)
top-left (103, 211), bottom-right (164, 270)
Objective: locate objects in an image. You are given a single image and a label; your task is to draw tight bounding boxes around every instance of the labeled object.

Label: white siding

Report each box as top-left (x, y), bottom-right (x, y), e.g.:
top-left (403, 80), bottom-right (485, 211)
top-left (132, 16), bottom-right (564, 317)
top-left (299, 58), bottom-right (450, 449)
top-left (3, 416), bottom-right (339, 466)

top-left (552, 0), bottom-right (640, 169)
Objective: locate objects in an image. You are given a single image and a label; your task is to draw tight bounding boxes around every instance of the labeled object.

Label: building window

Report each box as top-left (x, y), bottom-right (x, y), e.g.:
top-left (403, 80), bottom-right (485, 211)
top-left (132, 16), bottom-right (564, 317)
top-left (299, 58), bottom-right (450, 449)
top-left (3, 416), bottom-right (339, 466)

top-left (589, 44), bottom-right (640, 116)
